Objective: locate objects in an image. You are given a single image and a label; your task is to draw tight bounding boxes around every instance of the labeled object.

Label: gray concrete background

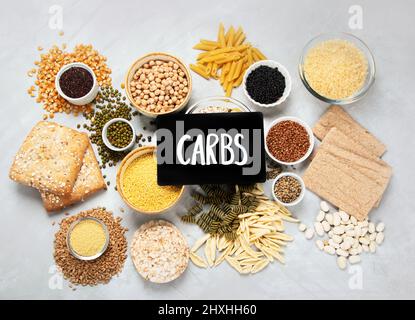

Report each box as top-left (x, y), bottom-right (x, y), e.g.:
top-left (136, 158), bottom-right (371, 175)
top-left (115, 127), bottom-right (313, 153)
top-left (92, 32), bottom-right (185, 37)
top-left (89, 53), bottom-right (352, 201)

top-left (0, 0), bottom-right (414, 299)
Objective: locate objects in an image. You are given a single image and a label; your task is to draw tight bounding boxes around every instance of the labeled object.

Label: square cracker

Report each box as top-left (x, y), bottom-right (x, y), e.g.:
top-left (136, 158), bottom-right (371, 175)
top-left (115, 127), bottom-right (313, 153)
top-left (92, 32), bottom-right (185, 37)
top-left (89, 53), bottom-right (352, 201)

top-left (320, 128), bottom-right (392, 207)
top-left (40, 144), bottom-right (106, 212)
top-left (313, 105), bottom-right (387, 157)
top-left (9, 121), bottom-right (89, 195)
top-left (303, 129), bottom-right (392, 221)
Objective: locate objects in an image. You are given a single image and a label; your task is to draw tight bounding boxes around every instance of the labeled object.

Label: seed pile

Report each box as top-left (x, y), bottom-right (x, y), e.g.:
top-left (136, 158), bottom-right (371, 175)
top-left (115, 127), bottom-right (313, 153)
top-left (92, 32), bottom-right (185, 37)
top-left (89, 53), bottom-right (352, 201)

top-left (303, 39), bottom-right (368, 100)
top-left (267, 120), bottom-right (310, 163)
top-left (189, 184), bottom-right (298, 274)
top-left (181, 184), bottom-right (262, 241)
top-left (59, 67), bottom-right (94, 98)
top-left (129, 59), bottom-right (189, 114)
top-left (274, 176), bottom-right (302, 204)
top-left (121, 153), bottom-right (182, 212)
top-left (107, 121), bottom-right (133, 148)
top-left (28, 44), bottom-right (112, 118)
top-left (246, 66), bottom-right (286, 104)
top-left (54, 207), bottom-right (128, 286)
top-left (82, 86), bottom-right (138, 168)
top-left (299, 201), bottom-right (385, 270)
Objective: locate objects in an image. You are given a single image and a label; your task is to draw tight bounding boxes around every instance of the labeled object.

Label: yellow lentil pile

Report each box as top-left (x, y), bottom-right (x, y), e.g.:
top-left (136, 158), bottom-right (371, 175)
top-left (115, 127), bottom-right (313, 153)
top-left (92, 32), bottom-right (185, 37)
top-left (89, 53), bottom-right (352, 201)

top-left (69, 219), bottom-right (107, 257)
top-left (29, 44), bottom-right (112, 118)
top-left (121, 153), bottom-right (182, 212)
top-left (303, 40), bottom-right (368, 100)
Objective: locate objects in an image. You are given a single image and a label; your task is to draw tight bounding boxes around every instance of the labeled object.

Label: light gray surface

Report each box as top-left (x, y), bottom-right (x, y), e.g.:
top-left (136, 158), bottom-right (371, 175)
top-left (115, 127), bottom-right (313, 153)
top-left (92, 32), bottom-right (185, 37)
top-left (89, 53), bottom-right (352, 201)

top-left (1, 0), bottom-right (414, 300)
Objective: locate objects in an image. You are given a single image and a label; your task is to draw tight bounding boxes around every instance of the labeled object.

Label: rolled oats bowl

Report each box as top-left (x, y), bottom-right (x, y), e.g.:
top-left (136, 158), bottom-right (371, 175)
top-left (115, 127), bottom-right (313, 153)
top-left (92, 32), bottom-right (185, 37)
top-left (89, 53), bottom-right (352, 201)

top-left (125, 52), bottom-right (192, 118)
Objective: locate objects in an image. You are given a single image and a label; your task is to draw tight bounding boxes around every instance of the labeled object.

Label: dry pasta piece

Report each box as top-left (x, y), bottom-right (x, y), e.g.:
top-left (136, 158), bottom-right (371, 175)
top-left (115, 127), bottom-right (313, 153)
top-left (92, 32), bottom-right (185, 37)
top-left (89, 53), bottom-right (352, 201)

top-left (251, 259), bottom-right (269, 274)
top-left (189, 64), bottom-right (210, 80)
top-left (190, 252), bottom-right (208, 268)
top-left (190, 24), bottom-right (267, 96)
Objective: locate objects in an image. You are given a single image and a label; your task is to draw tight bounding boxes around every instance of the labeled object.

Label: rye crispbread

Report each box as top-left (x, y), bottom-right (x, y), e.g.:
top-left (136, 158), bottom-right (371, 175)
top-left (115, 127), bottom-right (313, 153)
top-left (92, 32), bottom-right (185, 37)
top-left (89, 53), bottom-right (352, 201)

top-left (313, 105), bottom-right (386, 157)
top-left (131, 220), bottom-right (189, 283)
top-left (40, 144), bottom-right (106, 212)
top-left (304, 128), bottom-right (392, 220)
top-left (9, 121), bottom-right (89, 195)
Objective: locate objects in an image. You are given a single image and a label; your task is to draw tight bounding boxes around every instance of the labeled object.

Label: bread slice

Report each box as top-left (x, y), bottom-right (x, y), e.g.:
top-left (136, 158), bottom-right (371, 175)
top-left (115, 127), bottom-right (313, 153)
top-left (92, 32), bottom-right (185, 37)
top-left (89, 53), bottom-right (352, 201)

top-left (303, 129), bottom-right (392, 221)
top-left (9, 121), bottom-right (89, 195)
top-left (313, 105), bottom-right (386, 157)
top-left (40, 144), bottom-right (106, 212)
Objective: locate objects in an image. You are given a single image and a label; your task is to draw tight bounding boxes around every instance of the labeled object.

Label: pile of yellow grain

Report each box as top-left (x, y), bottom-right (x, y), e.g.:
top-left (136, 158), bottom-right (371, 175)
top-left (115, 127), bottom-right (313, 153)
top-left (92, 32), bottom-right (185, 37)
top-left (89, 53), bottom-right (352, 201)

top-left (28, 44), bottom-right (112, 118)
top-left (190, 23), bottom-right (267, 97)
top-left (121, 153), bottom-right (182, 212)
top-left (303, 39), bottom-right (368, 100)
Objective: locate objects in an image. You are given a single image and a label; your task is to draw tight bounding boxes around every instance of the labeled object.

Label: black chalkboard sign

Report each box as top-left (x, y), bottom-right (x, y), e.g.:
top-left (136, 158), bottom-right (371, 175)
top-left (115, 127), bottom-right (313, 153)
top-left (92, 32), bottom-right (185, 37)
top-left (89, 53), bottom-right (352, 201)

top-left (156, 112), bottom-right (266, 185)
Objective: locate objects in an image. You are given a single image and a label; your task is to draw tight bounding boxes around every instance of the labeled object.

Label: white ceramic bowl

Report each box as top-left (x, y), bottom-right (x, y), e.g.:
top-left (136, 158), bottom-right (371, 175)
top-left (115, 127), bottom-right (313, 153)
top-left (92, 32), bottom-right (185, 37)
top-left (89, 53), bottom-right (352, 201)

top-left (102, 118), bottom-right (136, 152)
top-left (55, 62), bottom-right (99, 105)
top-left (272, 172), bottom-right (305, 207)
top-left (243, 60), bottom-right (292, 108)
top-left (265, 116), bottom-right (314, 166)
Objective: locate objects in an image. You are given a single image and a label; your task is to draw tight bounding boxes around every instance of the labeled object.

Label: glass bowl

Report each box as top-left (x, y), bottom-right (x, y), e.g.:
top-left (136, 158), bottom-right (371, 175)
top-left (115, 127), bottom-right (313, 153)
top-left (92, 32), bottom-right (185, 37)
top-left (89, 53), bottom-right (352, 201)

top-left (186, 96), bottom-right (251, 114)
top-left (299, 32), bottom-right (376, 105)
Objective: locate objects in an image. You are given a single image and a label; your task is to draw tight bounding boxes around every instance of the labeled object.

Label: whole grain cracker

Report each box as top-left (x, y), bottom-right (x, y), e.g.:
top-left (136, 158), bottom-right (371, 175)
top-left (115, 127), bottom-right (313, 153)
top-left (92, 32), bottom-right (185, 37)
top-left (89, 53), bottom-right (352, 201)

top-left (40, 144), bottom-right (106, 212)
top-left (313, 105), bottom-right (386, 157)
top-left (9, 121), bottom-right (89, 195)
top-left (131, 220), bottom-right (189, 283)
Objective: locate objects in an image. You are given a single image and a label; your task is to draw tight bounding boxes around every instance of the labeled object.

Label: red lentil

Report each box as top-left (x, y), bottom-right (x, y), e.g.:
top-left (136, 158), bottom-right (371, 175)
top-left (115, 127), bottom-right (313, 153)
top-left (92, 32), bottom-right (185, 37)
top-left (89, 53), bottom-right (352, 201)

top-left (266, 120), bottom-right (310, 163)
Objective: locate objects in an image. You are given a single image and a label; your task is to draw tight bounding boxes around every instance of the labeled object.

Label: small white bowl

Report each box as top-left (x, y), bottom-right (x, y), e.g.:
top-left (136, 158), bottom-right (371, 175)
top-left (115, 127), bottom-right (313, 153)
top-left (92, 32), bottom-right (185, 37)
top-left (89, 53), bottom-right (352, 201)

top-left (272, 172), bottom-right (305, 207)
top-left (55, 62), bottom-right (99, 106)
top-left (243, 60), bottom-right (292, 108)
top-left (265, 116), bottom-right (314, 166)
top-left (102, 118), bottom-right (136, 152)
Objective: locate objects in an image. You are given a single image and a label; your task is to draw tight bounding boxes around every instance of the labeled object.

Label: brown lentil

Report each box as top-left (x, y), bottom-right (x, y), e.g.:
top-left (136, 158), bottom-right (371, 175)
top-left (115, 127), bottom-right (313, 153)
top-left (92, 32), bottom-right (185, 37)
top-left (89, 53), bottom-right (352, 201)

top-left (266, 120), bottom-right (310, 163)
top-left (274, 176), bottom-right (302, 203)
top-left (53, 207), bottom-right (127, 286)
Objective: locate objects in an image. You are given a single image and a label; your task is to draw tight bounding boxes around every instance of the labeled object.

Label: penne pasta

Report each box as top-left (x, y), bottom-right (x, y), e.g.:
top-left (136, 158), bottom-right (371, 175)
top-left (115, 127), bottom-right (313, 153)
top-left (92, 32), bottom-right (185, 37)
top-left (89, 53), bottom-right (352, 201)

top-left (191, 23), bottom-right (267, 96)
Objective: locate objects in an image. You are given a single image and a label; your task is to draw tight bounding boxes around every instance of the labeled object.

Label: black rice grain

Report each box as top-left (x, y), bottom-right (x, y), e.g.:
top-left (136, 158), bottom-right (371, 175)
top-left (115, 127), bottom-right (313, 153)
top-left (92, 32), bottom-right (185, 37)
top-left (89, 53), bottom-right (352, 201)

top-left (246, 65), bottom-right (286, 104)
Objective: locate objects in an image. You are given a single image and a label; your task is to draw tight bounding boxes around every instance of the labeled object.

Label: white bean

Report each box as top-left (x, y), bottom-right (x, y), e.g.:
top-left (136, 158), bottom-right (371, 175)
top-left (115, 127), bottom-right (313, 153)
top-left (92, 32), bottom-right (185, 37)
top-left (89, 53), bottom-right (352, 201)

top-left (368, 223), bottom-right (375, 234)
top-left (316, 211), bottom-right (325, 222)
top-left (298, 223), bottom-right (307, 232)
top-left (305, 228), bottom-right (314, 240)
top-left (376, 222), bottom-right (385, 232)
top-left (339, 211), bottom-right (349, 222)
top-left (336, 248), bottom-right (349, 257)
top-left (340, 241), bottom-right (352, 251)
top-left (316, 240), bottom-right (324, 250)
top-left (369, 241), bottom-right (377, 253)
top-left (332, 234), bottom-right (343, 244)
top-left (322, 221), bottom-right (331, 232)
top-left (320, 201), bottom-right (330, 212)
top-left (333, 214), bottom-right (341, 226)
top-left (349, 255), bottom-right (361, 264)
top-left (324, 245), bottom-right (336, 255)
top-left (333, 226), bottom-right (345, 235)
top-left (337, 256), bottom-right (347, 270)
top-left (359, 237), bottom-right (369, 245)
top-left (362, 244), bottom-right (369, 252)
top-left (325, 213), bottom-right (333, 225)
top-left (376, 232), bottom-right (384, 245)
top-left (314, 222), bottom-right (324, 237)
top-left (350, 216), bottom-right (358, 225)
top-left (329, 239), bottom-right (340, 249)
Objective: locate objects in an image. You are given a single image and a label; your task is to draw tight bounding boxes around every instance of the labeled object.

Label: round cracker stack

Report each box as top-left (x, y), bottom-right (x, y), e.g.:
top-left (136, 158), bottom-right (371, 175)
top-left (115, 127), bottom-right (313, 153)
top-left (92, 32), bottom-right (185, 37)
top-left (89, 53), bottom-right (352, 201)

top-left (131, 220), bottom-right (189, 283)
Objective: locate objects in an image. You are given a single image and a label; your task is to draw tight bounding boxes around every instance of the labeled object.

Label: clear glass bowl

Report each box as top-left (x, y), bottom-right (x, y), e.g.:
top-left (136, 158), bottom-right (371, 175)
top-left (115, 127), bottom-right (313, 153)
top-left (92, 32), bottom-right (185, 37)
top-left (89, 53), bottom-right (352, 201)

top-left (299, 33), bottom-right (376, 105)
top-left (186, 96), bottom-right (251, 113)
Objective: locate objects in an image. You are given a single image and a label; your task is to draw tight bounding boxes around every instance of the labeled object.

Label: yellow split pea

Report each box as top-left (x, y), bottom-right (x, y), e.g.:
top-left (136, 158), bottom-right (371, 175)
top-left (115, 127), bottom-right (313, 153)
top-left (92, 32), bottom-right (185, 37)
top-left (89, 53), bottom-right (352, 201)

top-left (122, 153), bottom-right (182, 212)
top-left (69, 219), bottom-right (107, 257)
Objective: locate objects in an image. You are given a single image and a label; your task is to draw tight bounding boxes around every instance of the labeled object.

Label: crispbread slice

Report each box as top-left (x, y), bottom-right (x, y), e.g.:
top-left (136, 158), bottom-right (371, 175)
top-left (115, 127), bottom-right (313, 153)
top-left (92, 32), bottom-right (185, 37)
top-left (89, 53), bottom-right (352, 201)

top-left (131, 220), bottom-right (189, 283)
top-left (303, 130), bottom-right (392, 220)
top-left (320, 128), bottom-right (392, 207)
top-left (313, 105), bottom-right (386, 157)
top-left (9, 121), bottom-right (89, 195)
top-left (40, 144), bottom-right (106, 212)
